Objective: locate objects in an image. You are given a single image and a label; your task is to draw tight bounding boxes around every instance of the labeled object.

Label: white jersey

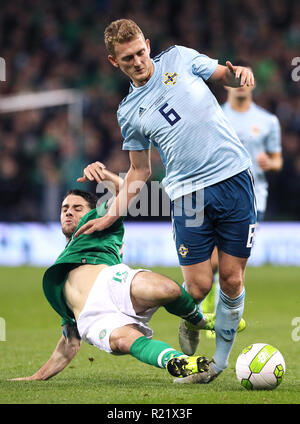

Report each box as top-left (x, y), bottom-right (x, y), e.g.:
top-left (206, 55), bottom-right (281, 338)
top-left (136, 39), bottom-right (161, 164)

top-left (118, 45), bottom-right (251, 200)
top-left (222, 102), bottom-right (282, 212)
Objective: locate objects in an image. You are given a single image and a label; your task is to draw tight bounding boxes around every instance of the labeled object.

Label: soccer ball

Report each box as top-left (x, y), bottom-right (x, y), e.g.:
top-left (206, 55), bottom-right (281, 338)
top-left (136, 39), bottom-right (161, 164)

top-left (236, 343), bottom-right (286, 390)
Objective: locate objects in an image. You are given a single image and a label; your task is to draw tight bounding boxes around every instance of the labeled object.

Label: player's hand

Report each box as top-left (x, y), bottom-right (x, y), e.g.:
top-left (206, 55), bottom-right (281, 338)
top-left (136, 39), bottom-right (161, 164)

top-left (75, 216), bottom-right (112, 237)
top-left (226, 61), bottom-right (255, 87)
top-left (256, 152), bottom-right (272, 171)
top-left (9, 376), bottom-right (39, 381)
top-left (77, 161), bottom-right (106, 184)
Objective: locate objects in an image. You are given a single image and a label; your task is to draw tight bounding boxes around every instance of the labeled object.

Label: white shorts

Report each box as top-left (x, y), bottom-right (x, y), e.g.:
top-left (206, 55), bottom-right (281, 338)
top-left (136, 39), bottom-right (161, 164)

top-left (77, 264), bottom-right (158, 354)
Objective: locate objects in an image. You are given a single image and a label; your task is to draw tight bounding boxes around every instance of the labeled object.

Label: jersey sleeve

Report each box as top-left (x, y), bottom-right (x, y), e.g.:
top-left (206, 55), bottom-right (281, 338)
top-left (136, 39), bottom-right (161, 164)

top-left (118, 110), bottom-right (151, 151)
top-left (265, 115), bottom-right (282, 153)
top-left (176, 45), bottom-right (218, 81)
top-left (61, 316), bottom-right (77, 327)
top-left (61, 320), bottom-right (81, 340)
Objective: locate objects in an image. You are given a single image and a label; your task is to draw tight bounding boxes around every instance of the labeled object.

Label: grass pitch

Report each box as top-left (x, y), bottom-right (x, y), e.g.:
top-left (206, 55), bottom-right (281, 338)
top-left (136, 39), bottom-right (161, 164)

top-left (0, 265), bottom-right (299, 405)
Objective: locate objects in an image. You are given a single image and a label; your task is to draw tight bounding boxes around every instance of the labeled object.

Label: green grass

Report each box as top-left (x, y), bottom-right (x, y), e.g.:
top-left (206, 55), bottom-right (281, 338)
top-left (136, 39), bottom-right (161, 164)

top-left (0, 265), bottom-right (299, 404)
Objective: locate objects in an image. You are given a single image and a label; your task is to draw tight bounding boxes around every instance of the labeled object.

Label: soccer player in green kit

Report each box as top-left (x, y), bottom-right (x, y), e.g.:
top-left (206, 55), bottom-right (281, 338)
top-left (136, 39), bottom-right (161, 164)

top-left (11, 163), bottom-right (244, 384)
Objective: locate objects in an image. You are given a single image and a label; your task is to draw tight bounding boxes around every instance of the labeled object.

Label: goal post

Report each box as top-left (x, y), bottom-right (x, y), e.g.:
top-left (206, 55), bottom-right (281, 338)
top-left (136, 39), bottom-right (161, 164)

top-left (0, 88), bottom-right (83, 135)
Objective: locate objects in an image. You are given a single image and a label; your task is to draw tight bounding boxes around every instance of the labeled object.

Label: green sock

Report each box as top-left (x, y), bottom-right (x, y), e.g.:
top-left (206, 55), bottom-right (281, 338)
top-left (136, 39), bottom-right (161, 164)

top-left (164, 283), bottom-right (203, 325)
top-left (130, 336), bottom-right (183, 369)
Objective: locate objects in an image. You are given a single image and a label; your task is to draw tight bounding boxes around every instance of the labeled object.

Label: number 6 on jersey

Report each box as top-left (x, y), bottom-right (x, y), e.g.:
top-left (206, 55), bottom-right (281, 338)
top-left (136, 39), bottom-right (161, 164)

top-left (159, 103), bottom-right (181, 126)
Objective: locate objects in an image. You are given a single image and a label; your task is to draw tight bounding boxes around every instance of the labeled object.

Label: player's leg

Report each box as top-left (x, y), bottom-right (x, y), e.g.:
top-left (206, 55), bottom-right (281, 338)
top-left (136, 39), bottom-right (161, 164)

top-left (110, 324), bottom-right (184, 368)
top-left (180, 260), bottom-right (213, 303)
top-left (202, 246), bottom-right (219, 314)
top-left (130, 270), bottom-right (214, 329)
top-left (171, 190), bottom-right (216, 303)
top-left (210, 245), bottom-right (219, 276)
top-left (203, 210), bottom-right (262, 338)
top-left (177, 260), bottom-right (214, 354)
top-left (109, 324), bottom-right (209, 379)
top-left (211, 251), bottom-right (247, 375)
top-left (77, 264), bottom-right (211, 383)
top-left (201, 246), bottom-right (220, 339)
top-left (210, 169), bottom-right (256, 377)
top-left (171, 191), bottom-right (217, 355)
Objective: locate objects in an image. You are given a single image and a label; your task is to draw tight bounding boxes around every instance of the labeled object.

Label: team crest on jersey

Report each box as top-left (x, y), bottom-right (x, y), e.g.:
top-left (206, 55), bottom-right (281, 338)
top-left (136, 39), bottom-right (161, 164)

top-left (178, 244), bottom-right (189, 258)
top-left (251, 126), bottom-right (262, 135)
top-left (163, 72), bottom-right (178, 86)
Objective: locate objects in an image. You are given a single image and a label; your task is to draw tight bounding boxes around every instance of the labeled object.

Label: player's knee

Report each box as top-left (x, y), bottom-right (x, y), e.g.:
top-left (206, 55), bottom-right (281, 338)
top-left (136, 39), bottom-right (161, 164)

top-left (110, 326), bottom-right (143, 354)
top-left (150, 276), bottom-right (182, 303)
top-left (110, 333), bottom-right (133, 354)
top-left (220, 273), bottom-right (244, 298)
top-left (161, 280), bottom-right (182, 301)
top-left (112, 336), bottom-right (131, 353)
top-left (185, 279), bottom-right (212, 303)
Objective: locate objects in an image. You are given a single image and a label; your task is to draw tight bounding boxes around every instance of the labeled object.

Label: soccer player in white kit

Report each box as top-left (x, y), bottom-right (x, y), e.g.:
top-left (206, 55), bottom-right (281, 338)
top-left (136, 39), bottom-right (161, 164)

top-left (76, 19), bottom-right (256, 383)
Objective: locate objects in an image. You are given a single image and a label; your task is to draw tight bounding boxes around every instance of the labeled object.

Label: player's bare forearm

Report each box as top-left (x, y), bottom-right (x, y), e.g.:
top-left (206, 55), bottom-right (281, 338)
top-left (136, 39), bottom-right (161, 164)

top-left (209, 62), bottom-right (255, 87)
top-left (110, 150), bottom-right (151, 219)
top-left (10, 334), bottom-right (81, 381)
top-left (267, 157), bottom-right (283, 172)
top-left (257, 152), bottom-right (283, 172)
top-left (105, 162), bottom-right (151, 224)
top-left (75, 150), bottom-right (151, 236)
top-left (102, 168), bottom-right (124, 195)
top-left (270, 153), bottom-right (283, 172)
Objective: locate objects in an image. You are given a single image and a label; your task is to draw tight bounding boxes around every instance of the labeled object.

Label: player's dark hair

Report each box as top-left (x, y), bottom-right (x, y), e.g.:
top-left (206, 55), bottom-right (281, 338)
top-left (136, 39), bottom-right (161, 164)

top-left (63, 189), bottom-right (98, 210)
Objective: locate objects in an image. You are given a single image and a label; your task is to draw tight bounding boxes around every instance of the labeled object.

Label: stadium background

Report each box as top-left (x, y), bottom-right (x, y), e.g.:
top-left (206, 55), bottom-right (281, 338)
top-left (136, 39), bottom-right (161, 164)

top-left (0, 0), bottom-right (300, 267)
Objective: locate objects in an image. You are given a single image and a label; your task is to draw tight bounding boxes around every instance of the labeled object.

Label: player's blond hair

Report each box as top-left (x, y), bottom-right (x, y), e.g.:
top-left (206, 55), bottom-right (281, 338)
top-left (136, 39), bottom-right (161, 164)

top-left (104, 19), bottom-right (145, 56)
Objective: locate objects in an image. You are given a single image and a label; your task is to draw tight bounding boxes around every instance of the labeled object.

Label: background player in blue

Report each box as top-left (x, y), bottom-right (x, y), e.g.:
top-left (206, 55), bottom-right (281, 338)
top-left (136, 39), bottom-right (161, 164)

top-left (76, 19), bottom-right (255, 383)
top-left (222, 64), bottom-right (283, 221)
top-left (203, 61), bottom-right (283, 324)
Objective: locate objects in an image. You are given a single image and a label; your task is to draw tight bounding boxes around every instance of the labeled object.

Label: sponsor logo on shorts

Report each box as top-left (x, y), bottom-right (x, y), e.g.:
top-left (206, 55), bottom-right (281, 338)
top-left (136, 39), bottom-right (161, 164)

top-left (178, 244), bottom-right (189, 258)
top-left (99, 329), bottom-right (107, 340)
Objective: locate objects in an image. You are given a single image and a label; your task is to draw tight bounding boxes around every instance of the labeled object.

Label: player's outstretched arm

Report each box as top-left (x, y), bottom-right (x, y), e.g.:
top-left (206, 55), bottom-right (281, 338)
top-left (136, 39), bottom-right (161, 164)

top-left (75, 150), bottom-right (151, 237)
top-left (10, 327), bottom-right (81, 381)
top-left (208, 61), bottom-right (255, 88)
top-left (77, 161), bottom-right (124, 195)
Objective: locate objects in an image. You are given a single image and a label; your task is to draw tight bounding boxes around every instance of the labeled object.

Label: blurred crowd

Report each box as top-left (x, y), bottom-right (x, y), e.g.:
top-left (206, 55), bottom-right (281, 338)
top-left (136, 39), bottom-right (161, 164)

top-left (0, 0), bottom-right (300, 221)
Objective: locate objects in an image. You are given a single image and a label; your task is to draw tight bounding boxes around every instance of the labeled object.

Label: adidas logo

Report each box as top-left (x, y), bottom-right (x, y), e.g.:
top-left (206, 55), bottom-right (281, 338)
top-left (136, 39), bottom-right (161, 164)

top-left (139, 107), bottom-right (146, 117)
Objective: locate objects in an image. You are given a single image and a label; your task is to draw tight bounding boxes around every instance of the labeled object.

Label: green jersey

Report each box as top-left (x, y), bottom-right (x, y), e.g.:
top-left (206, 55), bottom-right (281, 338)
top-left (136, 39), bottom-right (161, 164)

top-left (43, 202), bottom-right (124, 326)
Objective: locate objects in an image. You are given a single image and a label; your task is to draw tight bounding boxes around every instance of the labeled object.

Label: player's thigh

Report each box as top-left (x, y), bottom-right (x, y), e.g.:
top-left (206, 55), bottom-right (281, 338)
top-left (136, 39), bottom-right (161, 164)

top-left (181, 259), bottom-right (213, 301)
top-left (130, 271), bottom-right (181, 313)
top-left (210, 246), bottom-right (219, 273)
top-left (214, 170), bottom-right (257, 259)
top-left (171, 192), bottom-right (216, 267)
